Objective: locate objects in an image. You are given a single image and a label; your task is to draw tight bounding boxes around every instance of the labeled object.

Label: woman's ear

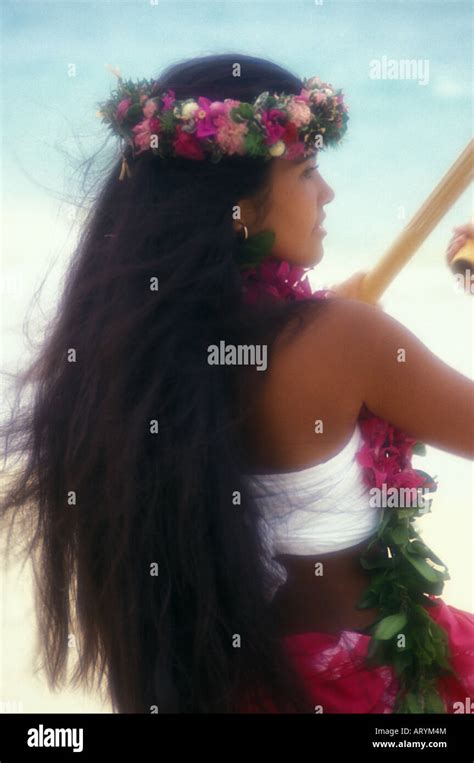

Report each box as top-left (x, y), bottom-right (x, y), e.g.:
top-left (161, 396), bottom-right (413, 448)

top-left (232, 198), bottom-right (258, 234)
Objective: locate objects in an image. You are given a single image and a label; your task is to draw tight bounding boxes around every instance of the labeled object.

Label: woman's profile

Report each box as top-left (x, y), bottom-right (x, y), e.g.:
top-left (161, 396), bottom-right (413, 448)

top-left (1, 52), bottom-right (473, 714)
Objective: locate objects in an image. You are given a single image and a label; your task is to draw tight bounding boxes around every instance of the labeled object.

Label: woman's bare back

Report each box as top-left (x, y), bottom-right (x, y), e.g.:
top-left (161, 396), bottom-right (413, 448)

top-left (240, 300), bottom-right (364, 473)
top-left (239, 301), bottom-right (380, 636)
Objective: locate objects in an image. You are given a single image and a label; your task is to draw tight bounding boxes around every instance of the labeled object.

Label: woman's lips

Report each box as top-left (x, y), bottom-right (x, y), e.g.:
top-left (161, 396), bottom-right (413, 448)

top-left (313, 215), bottom-right (326, 235)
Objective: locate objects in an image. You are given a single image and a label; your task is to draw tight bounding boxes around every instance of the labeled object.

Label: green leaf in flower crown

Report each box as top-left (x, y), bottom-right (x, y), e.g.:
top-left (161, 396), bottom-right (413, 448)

top-left (120, 103), bottom-right (143, 125)
top-left (238, 229), bottom-right (276, 269)
top-left (243, 129), bottom-right (266, 158)
top-left (231, 103), bottom-right (254, 121)
top-left (373, 613), bottom-right (408, 640)
top-left (160, 109), bottom-right (175, 133)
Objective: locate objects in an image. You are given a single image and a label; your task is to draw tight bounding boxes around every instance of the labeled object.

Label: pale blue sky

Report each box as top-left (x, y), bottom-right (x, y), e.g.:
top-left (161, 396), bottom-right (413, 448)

top-left (1, 0), bottom-right (473, 612)
top-left (2, 0), bottom-right (473, 265)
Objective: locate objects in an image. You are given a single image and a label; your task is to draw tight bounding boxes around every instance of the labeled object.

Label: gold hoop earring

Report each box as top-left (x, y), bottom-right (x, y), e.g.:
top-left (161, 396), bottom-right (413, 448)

top-left (235, 221), bottom-right (249, 241)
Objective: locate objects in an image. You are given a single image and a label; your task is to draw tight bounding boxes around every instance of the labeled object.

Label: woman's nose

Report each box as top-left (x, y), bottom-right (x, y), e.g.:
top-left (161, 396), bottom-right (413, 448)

top-left (323, 181), bottom-right (335, 205)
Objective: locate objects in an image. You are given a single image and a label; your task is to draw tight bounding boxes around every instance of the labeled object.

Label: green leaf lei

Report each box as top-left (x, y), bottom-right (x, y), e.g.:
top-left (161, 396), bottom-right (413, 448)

top-left (355, 431), bottom-right (460, 713)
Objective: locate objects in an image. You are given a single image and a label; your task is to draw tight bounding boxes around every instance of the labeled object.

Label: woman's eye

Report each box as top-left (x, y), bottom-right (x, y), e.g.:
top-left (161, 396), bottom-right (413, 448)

top-left (304, 164), bottom-right (319, 177)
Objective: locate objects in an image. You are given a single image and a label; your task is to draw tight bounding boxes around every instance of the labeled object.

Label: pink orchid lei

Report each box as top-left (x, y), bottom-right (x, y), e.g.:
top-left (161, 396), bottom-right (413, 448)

top-left (96, 69), bottom-right (349, 178)
top-left (355, 403), bottom-right (438, 494)
top-left (240, 254), bottom-right (334, 305)
top-left (241, 254), bottom-right (455, 713)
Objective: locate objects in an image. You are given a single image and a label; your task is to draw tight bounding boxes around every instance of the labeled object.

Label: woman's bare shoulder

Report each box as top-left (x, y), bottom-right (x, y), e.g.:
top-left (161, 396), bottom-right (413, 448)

top-left (304, 297), bottom-right (474, 460)
top-left (240, 299), bottom-right (390, 470)
top-left (279, 297), bottom-right (377, 383)
top-left (267, 298), bottom-right (376, 430)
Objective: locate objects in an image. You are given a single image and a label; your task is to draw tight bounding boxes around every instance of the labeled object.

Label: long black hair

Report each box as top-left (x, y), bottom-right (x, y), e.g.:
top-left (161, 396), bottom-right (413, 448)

top-left (1, 52), bottom-right (331, 712)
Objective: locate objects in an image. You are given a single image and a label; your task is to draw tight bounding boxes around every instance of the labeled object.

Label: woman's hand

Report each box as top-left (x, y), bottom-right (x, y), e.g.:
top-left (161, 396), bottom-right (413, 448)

top-left (329, 270), bottom-right (383, 309)
top-left (446, 222), bottom-right (474, 266)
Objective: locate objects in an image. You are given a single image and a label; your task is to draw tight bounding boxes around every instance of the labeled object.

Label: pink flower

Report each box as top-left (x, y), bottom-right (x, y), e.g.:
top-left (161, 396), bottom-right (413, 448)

top-left (284, 142), bottom-right (306, 160)
top-left (389, 470), bottom-right (428, 490)
top-left (358, 415), bottom-right (391, 453)
top-left (286, 99), bottom-right (312, 127)
top-left (314, 92), bottom-right (328, 106)
top-left (261, 108), bottom-right (286, 145)
top-left (131, 120), bottom-right (152, 153)
top-left (149, 117), bottom-right (160, 133)
top-left (194, 96), bottom-right (218, 139)
top-left (355, 406), bottom-right (434, 494)
top-left (143, 99), bottom-right (157, 119)
top-left (356, 444), bottom-right (391, 490)
top-left (214, 114), bottom-right (248, 156)
top-left (281, 121), bottom-right (298, 146)
top-left (298, 88), bottom-right (311, 103)
top-left (304, 76), bottom-right (322, 90)
top-left (161, 89), bottom-right (176, 110)
top-left (131, 117), bottom-right (160, 155)
top-left (241, 255), bottom-right (316, 305)
top-left (116, 97), bottom-right (132, 123)
top-left (223, 99), bottom-right (241, 115)
top-left (209, 101), bottom-right (227, 117)
top-left (172, 124), bottom-right (205, 160)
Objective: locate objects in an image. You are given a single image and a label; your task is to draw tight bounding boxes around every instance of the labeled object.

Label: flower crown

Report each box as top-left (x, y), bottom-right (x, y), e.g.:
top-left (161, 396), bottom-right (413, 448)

top-left (96, 66), bottom-right (349, 180)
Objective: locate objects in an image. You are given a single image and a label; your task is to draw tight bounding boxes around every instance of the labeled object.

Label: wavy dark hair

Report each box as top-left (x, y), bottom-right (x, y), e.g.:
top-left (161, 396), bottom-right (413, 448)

top-left (1, 52), bottom-right (332, 712)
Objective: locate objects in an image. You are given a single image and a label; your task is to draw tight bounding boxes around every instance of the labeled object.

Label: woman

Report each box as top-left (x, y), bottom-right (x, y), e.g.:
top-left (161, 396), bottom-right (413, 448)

top-left (1, 52), bottom-right (473, 714)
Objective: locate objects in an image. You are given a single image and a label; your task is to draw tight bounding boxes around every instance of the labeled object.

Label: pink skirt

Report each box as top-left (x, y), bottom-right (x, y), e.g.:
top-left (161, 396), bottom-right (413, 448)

top-left (238, 597), bottom-right (474, 713)
top-left (279, 596), bottom-right (474, 713)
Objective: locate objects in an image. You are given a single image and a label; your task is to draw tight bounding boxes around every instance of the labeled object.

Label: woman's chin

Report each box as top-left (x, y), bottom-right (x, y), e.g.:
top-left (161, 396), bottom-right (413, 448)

top-left (311, 245), bottom-right (324, 265)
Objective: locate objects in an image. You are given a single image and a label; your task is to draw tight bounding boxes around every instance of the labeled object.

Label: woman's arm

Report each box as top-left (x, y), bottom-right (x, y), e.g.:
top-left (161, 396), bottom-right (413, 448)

top-left (334, 299), bottom-right (474, 460)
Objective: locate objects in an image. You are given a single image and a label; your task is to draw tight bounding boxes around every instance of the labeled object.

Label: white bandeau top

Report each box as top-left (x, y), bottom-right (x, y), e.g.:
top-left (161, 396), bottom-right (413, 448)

top-left (242, 422), bottom-right (381, 600)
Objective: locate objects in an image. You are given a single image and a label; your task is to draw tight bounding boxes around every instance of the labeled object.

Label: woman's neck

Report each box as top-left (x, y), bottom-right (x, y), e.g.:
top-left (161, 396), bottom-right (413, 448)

top-left (240, 254), bottom-right (333, 305)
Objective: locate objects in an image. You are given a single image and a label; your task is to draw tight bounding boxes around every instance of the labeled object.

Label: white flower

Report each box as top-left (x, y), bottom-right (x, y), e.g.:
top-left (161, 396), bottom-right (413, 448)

top-left (269, 141), bottom-right (286, 157)
top-left (305, 76), bottom-right (322, 89)
top-left (181, 101), bottom-right (200, 119)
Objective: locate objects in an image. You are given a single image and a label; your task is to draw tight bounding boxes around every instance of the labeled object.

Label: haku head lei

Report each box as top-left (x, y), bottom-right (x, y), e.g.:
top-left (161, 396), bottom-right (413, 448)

top-left (96, 65), bottom-right (349, 180)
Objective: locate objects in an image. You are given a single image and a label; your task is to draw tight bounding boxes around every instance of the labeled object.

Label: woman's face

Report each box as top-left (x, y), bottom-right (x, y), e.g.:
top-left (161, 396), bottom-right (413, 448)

top-left (235, 153), bottom-right (335, 267)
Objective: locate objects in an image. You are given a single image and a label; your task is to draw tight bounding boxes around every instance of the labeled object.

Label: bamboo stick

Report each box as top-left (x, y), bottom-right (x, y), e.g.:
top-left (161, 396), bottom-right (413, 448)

top-left (359, 139), bottom-right (474, 304)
